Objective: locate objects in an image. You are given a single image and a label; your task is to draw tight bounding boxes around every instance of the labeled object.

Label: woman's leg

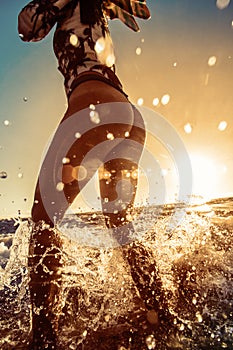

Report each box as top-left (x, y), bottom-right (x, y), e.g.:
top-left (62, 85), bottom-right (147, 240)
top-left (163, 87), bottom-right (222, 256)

top-left (98, 106), bottom-right (171, 329)
top-left (29, 81), bottom-right (133, 348)
top-left (98, 105), bottom-right (146, 243)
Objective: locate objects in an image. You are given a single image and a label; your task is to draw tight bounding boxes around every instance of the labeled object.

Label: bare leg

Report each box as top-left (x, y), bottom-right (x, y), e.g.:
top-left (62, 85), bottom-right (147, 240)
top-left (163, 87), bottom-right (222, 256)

top-left (100, 158), bottom-right (171, 328)
top-left (99, 107), bottom-right (171, 329)
top-left (28, 226), bottom-right (63, 349)
top-left (99, 157), bottom-right (138, 243)
top-left (29, 80), bottom-right (134, 348)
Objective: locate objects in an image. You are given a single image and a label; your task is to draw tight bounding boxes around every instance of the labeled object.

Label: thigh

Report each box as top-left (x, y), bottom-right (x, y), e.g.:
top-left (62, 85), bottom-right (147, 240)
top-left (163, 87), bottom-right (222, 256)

top-left (101, 104), bottom-right (146, 165)
top-left (98, 106), bottom-right (146, 227)
top-left (32, 81), bottom-right (136, 224)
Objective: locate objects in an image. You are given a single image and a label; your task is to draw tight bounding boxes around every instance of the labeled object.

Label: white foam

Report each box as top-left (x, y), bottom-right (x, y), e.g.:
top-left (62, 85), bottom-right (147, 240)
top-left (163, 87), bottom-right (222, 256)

top-left (0, 241), bottom-right (10, 259)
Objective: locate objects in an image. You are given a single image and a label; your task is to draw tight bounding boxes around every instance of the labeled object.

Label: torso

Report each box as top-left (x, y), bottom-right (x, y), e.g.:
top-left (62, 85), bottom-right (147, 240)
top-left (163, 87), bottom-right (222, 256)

top-left (53, 1), bottom-right (119, 95)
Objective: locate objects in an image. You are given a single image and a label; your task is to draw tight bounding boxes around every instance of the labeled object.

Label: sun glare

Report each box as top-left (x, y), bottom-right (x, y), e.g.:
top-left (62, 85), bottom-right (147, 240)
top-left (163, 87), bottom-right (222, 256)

top-left (190, 154), bottom-right (219, 201)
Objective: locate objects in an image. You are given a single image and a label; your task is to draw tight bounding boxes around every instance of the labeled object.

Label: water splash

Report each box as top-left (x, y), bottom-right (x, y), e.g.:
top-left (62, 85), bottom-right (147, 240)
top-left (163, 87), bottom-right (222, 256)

top-left (0, 199), bottom-right (233, 349)
top-left (0, 221), bottom-right (31, 349)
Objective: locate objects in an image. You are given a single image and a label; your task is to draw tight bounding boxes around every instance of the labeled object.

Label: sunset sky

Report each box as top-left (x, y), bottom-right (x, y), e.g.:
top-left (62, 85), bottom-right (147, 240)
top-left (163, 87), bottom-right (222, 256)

top-left (0, 0), bottom-right (233, 218)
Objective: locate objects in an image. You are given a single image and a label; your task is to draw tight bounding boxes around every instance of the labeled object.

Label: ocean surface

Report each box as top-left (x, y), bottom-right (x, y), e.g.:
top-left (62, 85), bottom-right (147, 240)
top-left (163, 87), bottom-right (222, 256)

top-left (0, 197), bottom-right (233, 349)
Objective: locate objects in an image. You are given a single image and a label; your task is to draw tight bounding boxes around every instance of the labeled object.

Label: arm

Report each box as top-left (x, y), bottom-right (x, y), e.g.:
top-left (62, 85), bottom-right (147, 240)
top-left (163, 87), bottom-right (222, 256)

top-left (103, 0), bottom-right (150, 32)
top-left (18, 0), bottom-right (72, 42)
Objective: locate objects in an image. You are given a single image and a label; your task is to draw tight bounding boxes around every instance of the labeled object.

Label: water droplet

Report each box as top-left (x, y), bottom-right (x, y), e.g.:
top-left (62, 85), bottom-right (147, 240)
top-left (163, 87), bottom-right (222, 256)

top-left (95, 37), bottom-right (106, 54)
top-left (62, 157), bottom-right (70, 164)
top-left (173, 62), bottom-right (178, 67)
top-left (221, 342), bottom-right (228, 348)
top-left (90, 110), bottom-right (100, 124)
top-left (145, 334), bottom-right (156, 349)
top-left (105, 314), bottom-right (110, 322)
top-left (69, 34), bottom-right (79, 46)
top-left (137, 97), bottom-right (144, 106)
top-left (196, 312), bottom-right (203, 323)
top-left (192, 296), bottom-right (197, 305)
top-left (74, 165), bottom-right (87, 181)
top-left (89, 104), bottom-right (95, 110)
top-left (141, 38), bottom-right (145, 43)
top-left (107, 132), bottom-right (114, 140)
top-left (136, 47), bottom-right (142, 55)
top-left (124, 131), bottom-right (130, 137)
top-left (179, 323), bottom-right (185, 331)
top-left (95, 35), bottom-right (115, 66)
top-left (218, 120), bottom-right (227, 131)
top-left (82, 330), bottom-right (87, 337)
top-left (184, 123), bottom-right (193, 134)
top-left (75, 132), bottom-right (81, 139)
top-left (205, 73), bottom-right (209, 86)
top-left (152, 97), bottom-right (159, 106)
top-left (18, 172), bottom-right (23, 179)
top-left (161, 94), bottom-right (170, 105)
top-left (104, 197), bottom-right (109, 203)
top-left (103, 171), bottom-right (111, 179)
top-left (56, 182), bottom-right (64, 191)
top-left (216, 0), bottom-right (230, 9)
top-left (0, 171), bottom-right (7, 179)
top-left (208, 56), bottom-right (217, 66)
top-left (106, 53), bottom-right (115, 67)
top-left (161, 169), bottom-right (168, 177)
top-left (131, 170), bottom-right (138, 179)
top-left (19, 33), bottom-right (24, 39)
top-left (4, 120), bottom-right (10, 126)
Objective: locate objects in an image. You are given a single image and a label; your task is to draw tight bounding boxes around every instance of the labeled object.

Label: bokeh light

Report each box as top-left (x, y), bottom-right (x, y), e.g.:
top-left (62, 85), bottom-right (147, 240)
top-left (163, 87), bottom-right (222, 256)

top-left (136, 47), bottom-right (142, 55)
top-left (184, 123), bottom-right (193, 134)
top-left (208, 56), bottom-right (217, 66)
top-left (218, 120), bottom-right (228, 131)
top-left (69, 34), bottom-right (79, 47)
top-left (161, 94), bottom-right (170, 105)
top-left (152, 98), bottom-right (159, 106)
top-left (137, 98), bottom-right (144, 106)
top-left (216, 0), bottom-right (231, 10)
top-left (3, 120), bottom-right (10, 126)
top-left (94, 37), bottom-right (105, 54)
top-left (106, 53), bottom-right (115, 67)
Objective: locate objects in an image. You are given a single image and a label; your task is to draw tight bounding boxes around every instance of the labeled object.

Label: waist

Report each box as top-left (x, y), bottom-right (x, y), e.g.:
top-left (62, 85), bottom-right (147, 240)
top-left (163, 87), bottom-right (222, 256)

top-left (67, 68), bottom-right (128, 100)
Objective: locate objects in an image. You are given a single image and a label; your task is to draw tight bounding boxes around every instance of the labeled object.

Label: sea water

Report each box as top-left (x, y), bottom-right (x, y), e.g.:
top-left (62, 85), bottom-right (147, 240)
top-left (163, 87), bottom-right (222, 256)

top-left (0, 198), bottom-right (233, 349)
